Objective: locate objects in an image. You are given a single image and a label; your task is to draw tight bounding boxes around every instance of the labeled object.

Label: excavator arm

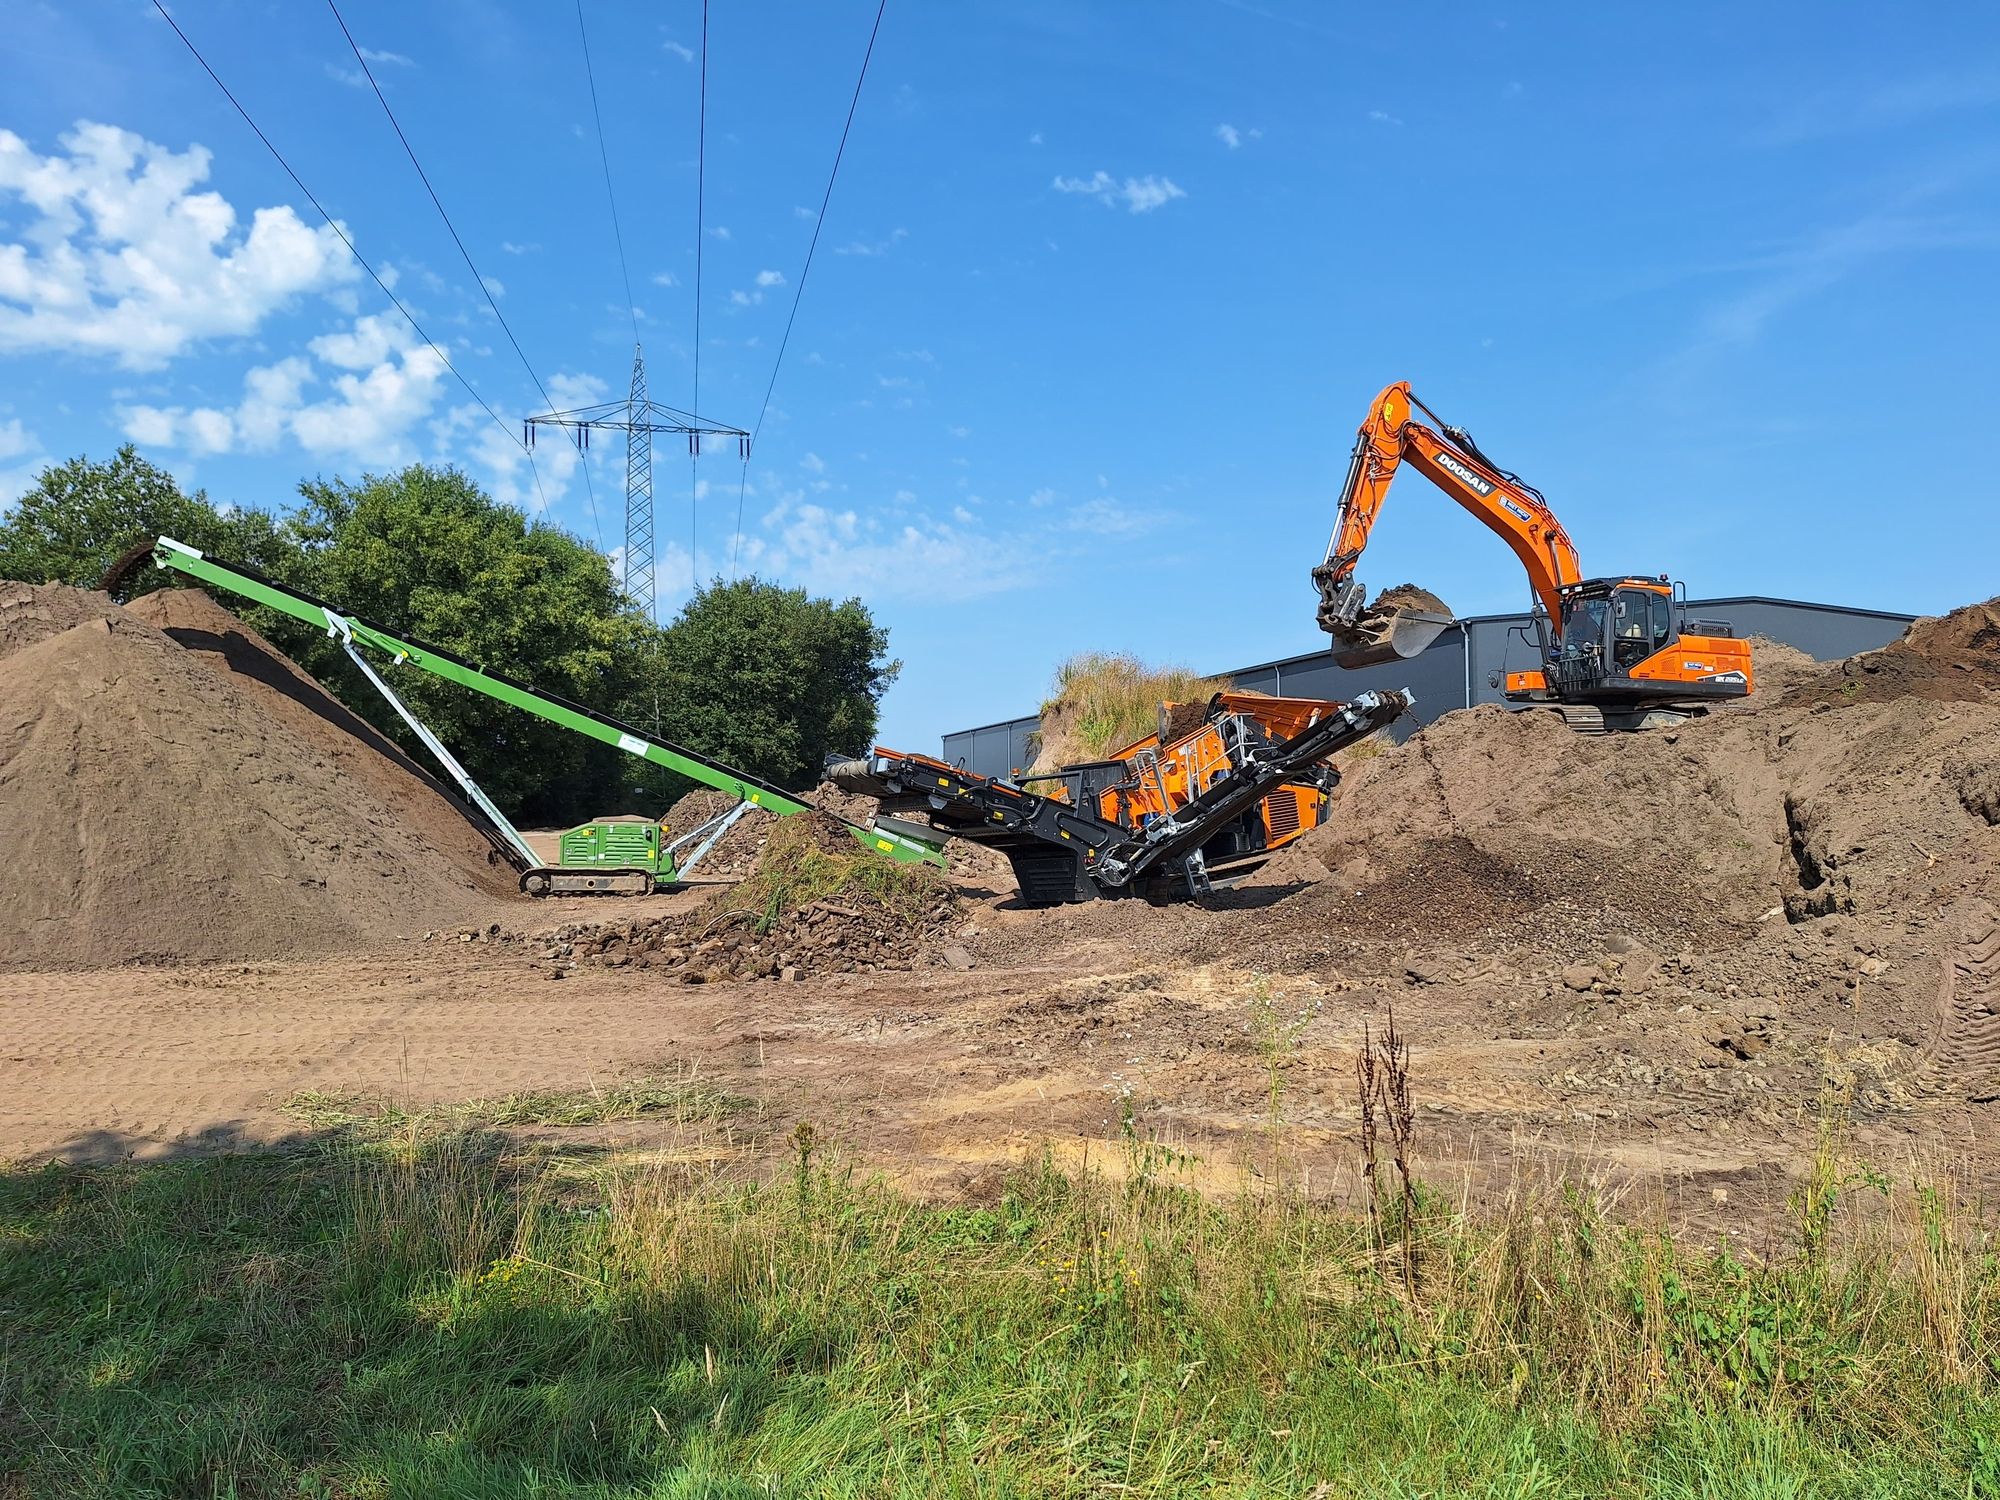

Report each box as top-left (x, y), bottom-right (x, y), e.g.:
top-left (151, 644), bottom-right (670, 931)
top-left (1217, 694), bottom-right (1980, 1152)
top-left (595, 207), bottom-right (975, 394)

top-left (1313, 381), bottom-right (1583, 666)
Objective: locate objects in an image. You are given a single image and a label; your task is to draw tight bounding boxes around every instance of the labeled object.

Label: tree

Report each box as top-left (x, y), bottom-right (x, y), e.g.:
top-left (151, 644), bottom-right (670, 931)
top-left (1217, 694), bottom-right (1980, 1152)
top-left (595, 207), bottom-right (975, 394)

top-left (0, 446), bottom-right (291, 596)
top-left (278, 466), bottom-right (648, 825)
top-left (649, 576), bottom-right (899, 790)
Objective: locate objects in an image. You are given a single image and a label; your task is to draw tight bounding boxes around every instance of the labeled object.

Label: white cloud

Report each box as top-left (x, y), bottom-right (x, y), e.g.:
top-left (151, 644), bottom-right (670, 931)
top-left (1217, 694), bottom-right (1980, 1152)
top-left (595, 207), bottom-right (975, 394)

top-left (1061, 497), bottom-right (1159, 539)
top-left (0, 417), bottom-right (38, 461)
top-left (118, 312), bottom-right (448, 464)
top-left (1215, 123), bottom-right (1241, 149)
top-left (754, 269), bottom-right (786, 288)
top-left (794, 205), bottom-right (816, 220)
top-left (800, 451), bottom-right (825, 474)
top-left (1029, 131), bottom-right (1044, 146)
top-left (501, 240), bottom-right (539, 255)
top-left (0, 417), bottom-right (44, 509)
top-left (662, 38), bottom-right (695, 63)
top-left (833, 228), bottom-right (908, 257)
top-left (729, 288), bottom-right (762, 306)
top-left (743, 494), bottom-right (1032, 601)
top-left (1367, 109), bottom-right (1404, 126)
top-left (651, 269), bottom-right (678, 286)
top-left (1051, 171), bottom-right (1186, 214)
top-left (359, 47), bottom-right (414, 67)
top-left (709, 225), bottom-right (731, 241)
top-left (948, 424), bottom-right (969, 438)
top-left (0, 121), bottom-right (356, 370)
top-left (480, 274), bottom-right (504, 299)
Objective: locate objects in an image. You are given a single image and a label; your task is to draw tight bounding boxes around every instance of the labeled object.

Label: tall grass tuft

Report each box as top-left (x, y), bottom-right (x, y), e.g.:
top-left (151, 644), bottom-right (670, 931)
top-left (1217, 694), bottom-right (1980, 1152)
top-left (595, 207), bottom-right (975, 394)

top-left (1030, 651), bottom-right (1230, 771)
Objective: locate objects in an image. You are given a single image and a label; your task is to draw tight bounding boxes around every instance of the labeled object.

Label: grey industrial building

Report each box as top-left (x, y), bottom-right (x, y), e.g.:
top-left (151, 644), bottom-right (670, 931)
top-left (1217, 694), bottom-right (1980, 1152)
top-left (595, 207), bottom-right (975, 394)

top-left (940, 595), bottom-right (1917, 779)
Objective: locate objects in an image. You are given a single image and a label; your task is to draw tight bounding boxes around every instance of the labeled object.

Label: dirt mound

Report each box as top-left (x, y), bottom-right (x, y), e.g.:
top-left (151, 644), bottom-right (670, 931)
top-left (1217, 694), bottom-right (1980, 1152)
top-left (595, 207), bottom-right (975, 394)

top-left (1740, 636), bottom-right (1822, 695)
top-left (0, 589), bottom-right (509, 969)
top-left (125, 587), bottom-right (516, 901)
top-left (1787, 599), bottom-right (2000, 708)
top-left (0, 580), bottom-right (124, 658)
top-left (544, 884), bottom-right (960, 983)
top-left (541, 812), bottom-right (960, 982)
top-left (663, 788), bottom-right (777, 877)
top-left (1259, 609), bottom-right (1996, 947)
top-left (1371, 582), bottom-right (1451, 617)
top-left (1283, 705), bottom-right (1783, 949)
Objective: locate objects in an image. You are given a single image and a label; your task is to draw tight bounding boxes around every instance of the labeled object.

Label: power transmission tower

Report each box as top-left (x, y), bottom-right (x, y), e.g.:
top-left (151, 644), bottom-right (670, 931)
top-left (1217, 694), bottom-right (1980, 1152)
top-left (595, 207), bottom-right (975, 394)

top-left (525, 343), bottom-right (748, 623)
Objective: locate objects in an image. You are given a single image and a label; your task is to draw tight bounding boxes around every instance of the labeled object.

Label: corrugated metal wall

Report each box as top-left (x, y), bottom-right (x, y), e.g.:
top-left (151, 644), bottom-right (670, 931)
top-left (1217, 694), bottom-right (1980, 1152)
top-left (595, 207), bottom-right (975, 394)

top-left (939, 596), bottom-right (1915, 779)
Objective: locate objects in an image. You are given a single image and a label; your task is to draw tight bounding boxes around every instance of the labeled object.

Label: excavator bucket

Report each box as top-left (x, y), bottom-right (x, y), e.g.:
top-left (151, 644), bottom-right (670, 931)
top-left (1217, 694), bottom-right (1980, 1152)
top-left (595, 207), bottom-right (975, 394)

top-left (1328, 585), bottom-right (1455, 669)
top-left (1331, 608), bottom-right (1453, 669)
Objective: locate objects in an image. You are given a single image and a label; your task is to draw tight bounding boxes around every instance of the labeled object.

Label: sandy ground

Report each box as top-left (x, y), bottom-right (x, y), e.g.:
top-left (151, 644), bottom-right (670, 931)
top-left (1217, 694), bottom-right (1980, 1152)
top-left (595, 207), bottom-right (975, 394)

top-left (7, 876), bottom-right (1991, 1252)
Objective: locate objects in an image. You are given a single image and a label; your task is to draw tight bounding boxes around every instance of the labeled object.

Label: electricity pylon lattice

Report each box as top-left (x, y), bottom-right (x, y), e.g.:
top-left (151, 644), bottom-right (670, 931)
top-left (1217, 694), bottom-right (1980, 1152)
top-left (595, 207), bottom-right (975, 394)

top-left (525, 343), bottom-right (748, 622)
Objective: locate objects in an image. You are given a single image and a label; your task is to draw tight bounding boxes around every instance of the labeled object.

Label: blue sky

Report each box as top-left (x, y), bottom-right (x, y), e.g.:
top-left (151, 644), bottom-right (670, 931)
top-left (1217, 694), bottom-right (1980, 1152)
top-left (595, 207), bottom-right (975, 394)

top-left (3, 2), bottom-right (1997, 751)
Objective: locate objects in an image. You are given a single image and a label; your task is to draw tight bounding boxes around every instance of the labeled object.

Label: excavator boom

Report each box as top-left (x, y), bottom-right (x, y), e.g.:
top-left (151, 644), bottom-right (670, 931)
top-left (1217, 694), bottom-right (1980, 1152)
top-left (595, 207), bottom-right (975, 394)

top-left (1314, 381), bottom-right (1582, 666)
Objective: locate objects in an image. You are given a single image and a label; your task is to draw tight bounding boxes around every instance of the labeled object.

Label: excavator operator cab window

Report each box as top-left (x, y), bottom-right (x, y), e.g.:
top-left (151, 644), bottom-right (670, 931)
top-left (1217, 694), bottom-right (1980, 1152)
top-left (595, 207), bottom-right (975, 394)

top-left (1611, 588), bottom-right (1674, 671)
top-left (1561, 595), bottom-right (1609, 661)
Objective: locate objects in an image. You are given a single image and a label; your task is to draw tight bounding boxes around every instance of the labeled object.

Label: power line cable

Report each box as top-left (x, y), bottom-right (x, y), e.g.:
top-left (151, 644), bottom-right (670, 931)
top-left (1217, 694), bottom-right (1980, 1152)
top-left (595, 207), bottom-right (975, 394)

top-left (730, 0), bottom-right (889, 574)
top-left (325, 0), bottom-right (602, 549)
top-left (148, 0), bottom-right (548, 511)
top-left (690, 0), bottom-right (709, 579)
top-left (576, 0), bottom-right (639, 344)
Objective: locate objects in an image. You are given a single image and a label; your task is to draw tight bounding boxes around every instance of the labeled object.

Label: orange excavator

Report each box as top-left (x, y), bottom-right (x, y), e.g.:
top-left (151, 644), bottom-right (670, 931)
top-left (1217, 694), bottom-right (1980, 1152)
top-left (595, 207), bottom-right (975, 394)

top-left (1312, 380), bottom-right (1752, 731)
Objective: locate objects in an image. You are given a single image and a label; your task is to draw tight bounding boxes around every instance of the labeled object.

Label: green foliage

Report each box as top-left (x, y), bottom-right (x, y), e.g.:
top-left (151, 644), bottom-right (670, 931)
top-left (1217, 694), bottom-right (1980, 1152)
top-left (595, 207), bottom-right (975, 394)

top-left (651, 574), bottom-right (898, 789)
top-left (0, 445), bottom-right (291, 594)
top-left (2, 1132), bottom-right (1992, 1498)
top-left (274, 466), bottom-right (647, 824)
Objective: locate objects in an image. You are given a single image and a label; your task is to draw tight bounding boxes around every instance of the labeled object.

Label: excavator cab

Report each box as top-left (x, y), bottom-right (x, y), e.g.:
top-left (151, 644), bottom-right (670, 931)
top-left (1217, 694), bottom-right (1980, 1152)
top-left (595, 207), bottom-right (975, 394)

top-left (1514, 577), bottom-right (1752, 728)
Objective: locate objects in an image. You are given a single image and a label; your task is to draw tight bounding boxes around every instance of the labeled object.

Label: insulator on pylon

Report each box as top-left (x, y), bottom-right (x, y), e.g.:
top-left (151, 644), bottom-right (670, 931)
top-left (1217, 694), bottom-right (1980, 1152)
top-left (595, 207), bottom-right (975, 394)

top-left (524, 422), bottom-right (533, 448)
top-left (738, 436), bottom-right (750, 460)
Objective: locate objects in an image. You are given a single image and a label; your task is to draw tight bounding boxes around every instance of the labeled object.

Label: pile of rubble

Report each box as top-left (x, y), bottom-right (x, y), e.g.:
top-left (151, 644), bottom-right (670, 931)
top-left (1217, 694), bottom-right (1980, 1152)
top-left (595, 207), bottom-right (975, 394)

top-left (539, 887), bottom-right (963, 983)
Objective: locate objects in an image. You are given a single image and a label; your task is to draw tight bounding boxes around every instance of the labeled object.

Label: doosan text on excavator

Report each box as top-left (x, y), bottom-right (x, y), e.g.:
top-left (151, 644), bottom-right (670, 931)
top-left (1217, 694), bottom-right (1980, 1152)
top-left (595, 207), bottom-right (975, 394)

top-left (1313, 380), bottom-right (1753, 732)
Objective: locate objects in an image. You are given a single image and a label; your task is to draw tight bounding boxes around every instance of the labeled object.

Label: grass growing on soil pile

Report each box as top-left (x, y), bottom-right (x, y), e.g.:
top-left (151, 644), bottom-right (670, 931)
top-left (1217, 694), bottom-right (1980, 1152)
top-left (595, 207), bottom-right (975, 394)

top-left (5, 1121), bottom-right (2000, 1496)
top-left (1031, 651), bottom-right (1229, 771)
top-left (714, 814), bottom-right (952, 932)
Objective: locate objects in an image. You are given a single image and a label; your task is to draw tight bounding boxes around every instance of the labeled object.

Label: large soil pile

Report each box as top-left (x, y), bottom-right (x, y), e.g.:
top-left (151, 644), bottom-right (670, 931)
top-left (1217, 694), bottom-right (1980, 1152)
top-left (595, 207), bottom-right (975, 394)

top-left (1205, 615), bottom-right (2000, 1109)
top-left (1281, 618), bottom-right (2000, 948)
top-left (0, 582), bottom-right (510, 969)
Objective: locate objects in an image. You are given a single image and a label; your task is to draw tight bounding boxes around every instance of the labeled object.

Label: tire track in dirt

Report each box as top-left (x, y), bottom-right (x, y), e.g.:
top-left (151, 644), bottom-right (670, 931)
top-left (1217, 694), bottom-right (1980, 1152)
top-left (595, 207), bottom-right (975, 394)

top-left (1941, 900), bottom-right (2000, 1102)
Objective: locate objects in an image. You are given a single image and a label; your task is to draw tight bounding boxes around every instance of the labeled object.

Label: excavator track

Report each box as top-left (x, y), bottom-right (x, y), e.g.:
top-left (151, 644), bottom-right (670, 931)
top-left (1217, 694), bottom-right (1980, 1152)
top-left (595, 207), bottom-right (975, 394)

top-left (521, 867), bottom-right (654, 897)
top-left (1552, 704), bottom-right (1702, 734)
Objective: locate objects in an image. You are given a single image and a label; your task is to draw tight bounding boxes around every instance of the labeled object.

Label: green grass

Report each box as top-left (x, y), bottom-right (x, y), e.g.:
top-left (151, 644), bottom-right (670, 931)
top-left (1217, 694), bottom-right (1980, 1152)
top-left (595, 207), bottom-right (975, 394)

top-left (4, 1110), bottom-right (1999, 1498)
top-left (282, 1070), bottom-right (749, 1138)
top-left (1031, 651), bottom-right (1230, 769)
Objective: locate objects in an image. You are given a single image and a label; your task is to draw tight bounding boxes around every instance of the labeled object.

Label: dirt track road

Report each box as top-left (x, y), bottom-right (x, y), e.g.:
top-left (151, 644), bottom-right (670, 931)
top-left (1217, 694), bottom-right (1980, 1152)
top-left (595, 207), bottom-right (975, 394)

top-left (8, 884), bottom-right (1974, 1248)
